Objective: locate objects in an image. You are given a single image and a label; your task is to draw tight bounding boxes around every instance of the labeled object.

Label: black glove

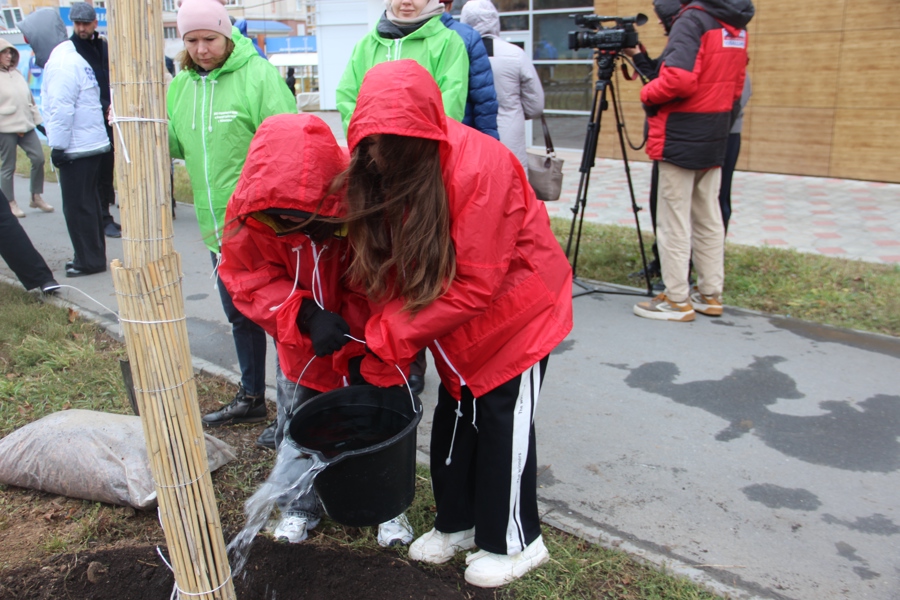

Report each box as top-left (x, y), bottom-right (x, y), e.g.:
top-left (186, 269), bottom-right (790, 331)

top-left (297, 298), bottom-right (350, 357)
top-left (35, 124), bottom-right (47, 137)
top-left (642, 103), bottom-right (660, 118)
top-left (50, 148), bottom-right (69, 168)
top-left (348, 355), bottom-right (367, 386)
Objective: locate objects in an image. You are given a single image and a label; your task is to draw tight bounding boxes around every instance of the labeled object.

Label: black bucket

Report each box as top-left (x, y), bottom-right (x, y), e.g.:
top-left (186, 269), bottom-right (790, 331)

top-left (286, 385), bottom-right (422, 527)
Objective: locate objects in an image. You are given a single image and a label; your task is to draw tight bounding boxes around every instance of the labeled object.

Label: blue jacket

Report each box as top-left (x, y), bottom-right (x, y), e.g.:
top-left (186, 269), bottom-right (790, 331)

top-left (440, 12), bottom-right (499, 139)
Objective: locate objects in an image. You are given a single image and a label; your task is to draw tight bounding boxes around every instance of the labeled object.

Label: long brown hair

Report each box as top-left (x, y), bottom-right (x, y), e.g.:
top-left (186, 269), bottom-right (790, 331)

top-left (344, 135), bottom-right (455, 314)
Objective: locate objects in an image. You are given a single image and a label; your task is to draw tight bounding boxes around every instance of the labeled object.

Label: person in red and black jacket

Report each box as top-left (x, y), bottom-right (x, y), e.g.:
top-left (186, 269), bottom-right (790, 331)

top-left (633, 0), bottom-right (753, 323)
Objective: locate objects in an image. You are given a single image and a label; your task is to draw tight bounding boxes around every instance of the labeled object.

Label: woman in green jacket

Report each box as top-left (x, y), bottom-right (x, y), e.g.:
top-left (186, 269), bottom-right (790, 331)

top-left (336, 0), bottom-right (469, 134)
top-left (167, 0), bottom-right (296, 429)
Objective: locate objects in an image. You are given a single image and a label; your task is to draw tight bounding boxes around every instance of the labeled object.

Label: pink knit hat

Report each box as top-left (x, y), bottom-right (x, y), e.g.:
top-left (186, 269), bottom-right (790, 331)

top-left (177, 0), bottom-right (232, 38)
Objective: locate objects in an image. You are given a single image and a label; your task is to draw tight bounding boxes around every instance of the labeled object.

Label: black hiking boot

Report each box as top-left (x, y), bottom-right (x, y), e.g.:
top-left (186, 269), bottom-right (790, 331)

top-left (256, 420), bottom-right (278, 450)
top-left (202, 385), bottom-right (266, 427)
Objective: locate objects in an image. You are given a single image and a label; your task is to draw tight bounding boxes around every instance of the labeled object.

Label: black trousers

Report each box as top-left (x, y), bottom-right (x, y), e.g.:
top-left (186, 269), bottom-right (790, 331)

top-left (430, 357), bottom-right (548, 555)
top-left (97, 141), bottom-right (116, 226)
top-left (58, 153), bottom-right (107, 272)
top-left (0, 189), bottom-right (55, 290)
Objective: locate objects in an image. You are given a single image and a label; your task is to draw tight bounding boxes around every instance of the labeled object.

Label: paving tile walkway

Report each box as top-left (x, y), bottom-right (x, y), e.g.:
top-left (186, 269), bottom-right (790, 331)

top-left (543, 150), bottom-right (900, 264)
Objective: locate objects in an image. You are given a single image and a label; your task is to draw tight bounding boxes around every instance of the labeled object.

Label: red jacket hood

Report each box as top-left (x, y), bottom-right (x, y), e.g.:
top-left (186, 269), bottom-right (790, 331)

top-left (230, 113), bottom-right (349, 219)
top-left (347, 60), bottom-right (449, 152)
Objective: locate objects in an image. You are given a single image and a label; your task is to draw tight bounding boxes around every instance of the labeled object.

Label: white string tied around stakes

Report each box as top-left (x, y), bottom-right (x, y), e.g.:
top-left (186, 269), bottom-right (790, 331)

top-left (109, 89), bottom-right (169, 165)
top-left (156, 542), bottom-right (233, 600)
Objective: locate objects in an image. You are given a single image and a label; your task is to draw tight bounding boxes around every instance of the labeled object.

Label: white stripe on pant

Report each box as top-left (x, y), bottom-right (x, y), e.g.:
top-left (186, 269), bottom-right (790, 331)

top-left (430, 357), bottom-right (547, 555)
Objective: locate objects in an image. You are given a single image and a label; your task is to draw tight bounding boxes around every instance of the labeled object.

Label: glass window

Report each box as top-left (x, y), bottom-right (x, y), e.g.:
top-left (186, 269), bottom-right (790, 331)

top-left (450, 0), bottom-right (528, 13)
top-left (533, 0), bottom-right (592, 9)
top-left (163, 0), bottom-right (176, 12)
top-left (500, 15), bottom-right (528, 31)
top-left (533, 12), bottom-right (592, 60)
top-left (163, 26), bottom-right (178, 39)
top-left (537, 63), bottom-right (592, 112)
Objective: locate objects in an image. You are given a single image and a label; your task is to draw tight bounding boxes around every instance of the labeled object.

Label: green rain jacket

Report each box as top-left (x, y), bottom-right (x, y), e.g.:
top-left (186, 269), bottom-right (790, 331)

top-left (336, 15), bottom-right (469, 133)
top-left (167, 28), bottom-right (296, 252)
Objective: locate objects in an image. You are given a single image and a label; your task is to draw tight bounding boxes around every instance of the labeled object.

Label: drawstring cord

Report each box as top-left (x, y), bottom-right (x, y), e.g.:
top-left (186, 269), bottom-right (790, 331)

top-left (210, 252), bottom-right (223, 291)
top-left (269, 245), bottom-right (303, 312)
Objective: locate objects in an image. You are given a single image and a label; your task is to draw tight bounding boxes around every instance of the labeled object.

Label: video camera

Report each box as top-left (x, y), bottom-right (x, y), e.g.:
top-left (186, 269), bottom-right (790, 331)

top-left (568, 13), bottom-right (648, 52)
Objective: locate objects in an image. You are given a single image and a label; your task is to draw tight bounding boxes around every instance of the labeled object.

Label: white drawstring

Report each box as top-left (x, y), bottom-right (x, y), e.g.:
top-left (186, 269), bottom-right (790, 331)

top-left (445, 405), bottom-right (464, 466)
top-left (207, 80), bottom-right (217, 132)
top-left (210, 252), bottom-right (223, 291)
top-left (269, 245), bottom-right (303, 312)
top-left (310, 242), bottom-right (326, 309)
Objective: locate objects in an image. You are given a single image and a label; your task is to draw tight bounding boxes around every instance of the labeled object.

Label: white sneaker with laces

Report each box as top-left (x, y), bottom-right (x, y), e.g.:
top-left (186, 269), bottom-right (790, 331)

top-left (273, 514), bottom-right (309, 544)
top-left (377, 513), bottom-right (414, 547)
top-left (464, 536), bottom-right (550, 588)
top-left (408, 527), bottom-right (476, 564)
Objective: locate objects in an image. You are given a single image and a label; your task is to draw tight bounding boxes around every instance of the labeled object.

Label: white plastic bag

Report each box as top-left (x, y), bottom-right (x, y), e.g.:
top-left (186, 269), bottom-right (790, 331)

top-left (0, 409), bottom-right (236, 509)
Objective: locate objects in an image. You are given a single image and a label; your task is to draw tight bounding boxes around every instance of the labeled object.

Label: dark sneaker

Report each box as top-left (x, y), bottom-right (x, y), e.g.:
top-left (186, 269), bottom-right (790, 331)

top-left (633, 293), bottom-right (695, 322)
top-left (40, 280), bottom-right (61, 295)
top-left (201, 385), bottom-right (266, 427)
top-left (104, 222), bottom-right (122, 238)
top-left (256, 420), bottom-right (277, 450)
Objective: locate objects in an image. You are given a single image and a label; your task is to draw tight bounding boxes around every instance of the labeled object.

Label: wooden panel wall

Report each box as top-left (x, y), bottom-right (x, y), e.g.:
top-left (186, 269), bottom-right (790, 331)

top-left (591, 0), bottom-right (900, 183)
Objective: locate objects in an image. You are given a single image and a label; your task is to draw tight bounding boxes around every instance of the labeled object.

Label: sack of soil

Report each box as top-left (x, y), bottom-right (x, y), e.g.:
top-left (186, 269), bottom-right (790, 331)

top-left (0, 409), bottom-right (236, 509)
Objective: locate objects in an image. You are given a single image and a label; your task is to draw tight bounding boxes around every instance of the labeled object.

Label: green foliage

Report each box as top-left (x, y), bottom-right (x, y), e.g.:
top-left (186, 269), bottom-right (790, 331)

top-left (15, 145), bottom-right (57, 184)
top-left (0, 285), bottom-right (129, 437)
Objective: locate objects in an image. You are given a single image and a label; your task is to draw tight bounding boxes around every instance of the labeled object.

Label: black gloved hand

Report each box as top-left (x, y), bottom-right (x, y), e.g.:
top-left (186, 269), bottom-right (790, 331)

top-left (35, 124), bottom-right (47, 137)
top-left (50, 148), bottom-right (69, 168)
top-left (347, 355), bottom-right (367, 386)
top-left (297, 298), bottom-right (350, 357)
top-left (642, 103), bottom-right (660, 118)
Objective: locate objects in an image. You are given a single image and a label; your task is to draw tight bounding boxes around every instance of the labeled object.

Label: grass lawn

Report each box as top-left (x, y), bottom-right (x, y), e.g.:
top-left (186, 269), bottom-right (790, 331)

top-left (0, 284), bottom-right (723, 599)
top-left (550, 218), bottom-right (900, 337)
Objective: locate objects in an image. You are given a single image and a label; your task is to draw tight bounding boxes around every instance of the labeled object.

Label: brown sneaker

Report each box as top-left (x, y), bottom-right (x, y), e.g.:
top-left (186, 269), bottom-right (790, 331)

top-left (633, 293), bottom-right (695, 322)
top-left (29, 194), bottom-right (54, 213)
top-left (689, 287), bottom-right (723, 316)
top-left (9, 201), bottom-right (25, 218)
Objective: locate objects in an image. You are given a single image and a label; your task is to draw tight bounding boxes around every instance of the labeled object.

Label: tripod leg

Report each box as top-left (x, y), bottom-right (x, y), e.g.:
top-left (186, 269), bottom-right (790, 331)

top-left (609, 81), bottom-right (653, 296)
top-left (565, 78), bottom-right (608, 277)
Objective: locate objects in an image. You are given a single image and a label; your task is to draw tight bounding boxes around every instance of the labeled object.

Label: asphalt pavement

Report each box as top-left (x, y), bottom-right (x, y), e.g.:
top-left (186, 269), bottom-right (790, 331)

top-left (2, 112), bottom-right (899, 600)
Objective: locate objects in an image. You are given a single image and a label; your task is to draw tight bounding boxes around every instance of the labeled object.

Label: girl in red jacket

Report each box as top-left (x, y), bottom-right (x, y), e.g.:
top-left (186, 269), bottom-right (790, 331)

top-left (218, 113), bottom-right (387, 544)
top-left (343, 60), bottom-right (573, 588)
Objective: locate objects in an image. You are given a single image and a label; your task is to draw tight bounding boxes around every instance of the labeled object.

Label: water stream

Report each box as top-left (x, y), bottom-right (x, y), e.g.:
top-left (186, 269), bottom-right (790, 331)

top-left (226, 444), bottom-right (327, 576)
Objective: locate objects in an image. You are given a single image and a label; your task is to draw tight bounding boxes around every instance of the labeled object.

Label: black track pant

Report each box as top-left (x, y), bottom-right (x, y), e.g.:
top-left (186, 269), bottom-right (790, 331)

top-left (430, 357), bottom-right (548, 555)
top-left (58, 153), bottom-right (106, 272)
top-left (0, 189), bottom-right (55, 290)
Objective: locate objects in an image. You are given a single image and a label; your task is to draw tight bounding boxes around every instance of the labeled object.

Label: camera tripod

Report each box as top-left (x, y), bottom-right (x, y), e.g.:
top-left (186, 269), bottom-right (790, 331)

top-left (564, 52), bottom-right (654, 299)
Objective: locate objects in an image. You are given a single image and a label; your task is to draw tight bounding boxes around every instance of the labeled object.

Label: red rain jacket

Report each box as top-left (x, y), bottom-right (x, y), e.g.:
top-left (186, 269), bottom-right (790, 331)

top-left (218, 113), bottom-right (368, 392)
top-left (348, 60), bottom-right (573, 400)
top-left (641, 1), bottom-right (751, 170)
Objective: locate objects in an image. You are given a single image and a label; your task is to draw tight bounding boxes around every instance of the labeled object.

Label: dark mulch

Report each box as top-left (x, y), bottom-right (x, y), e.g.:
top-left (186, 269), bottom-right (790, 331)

top-left (0, 538), bottom-right (501, 600)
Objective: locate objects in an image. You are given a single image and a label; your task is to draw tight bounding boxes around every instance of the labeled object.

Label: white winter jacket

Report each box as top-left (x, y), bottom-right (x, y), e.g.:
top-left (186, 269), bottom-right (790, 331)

top-left (461, 0), bottom-right (544, 169)
top-left (41, 41), bottom-right (109, 155)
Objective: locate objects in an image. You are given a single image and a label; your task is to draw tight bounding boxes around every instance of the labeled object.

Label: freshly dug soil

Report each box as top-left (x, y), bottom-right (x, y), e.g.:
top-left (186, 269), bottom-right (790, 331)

top-left (0, 537), bottom-right (500, 600)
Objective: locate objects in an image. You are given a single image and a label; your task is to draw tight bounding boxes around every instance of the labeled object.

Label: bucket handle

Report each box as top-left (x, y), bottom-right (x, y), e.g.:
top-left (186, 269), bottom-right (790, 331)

top-left (344, 334), bottom-right (419, 415)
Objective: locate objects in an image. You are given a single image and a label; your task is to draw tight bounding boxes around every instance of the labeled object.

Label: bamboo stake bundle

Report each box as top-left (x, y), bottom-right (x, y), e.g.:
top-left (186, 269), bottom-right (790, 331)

top-left (106, 2), bottom-right (236, 598)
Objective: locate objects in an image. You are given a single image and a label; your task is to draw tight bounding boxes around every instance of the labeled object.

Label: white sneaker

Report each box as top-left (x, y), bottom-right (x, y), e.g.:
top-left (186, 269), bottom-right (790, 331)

top-left (273, 514), bottom-right (309, 544)
top-left (377, 513), bottom-right (414, 547)
top-left (408, 527), bottom-right (476, 564)
top-left (464, 536), bottom-right (550, 588)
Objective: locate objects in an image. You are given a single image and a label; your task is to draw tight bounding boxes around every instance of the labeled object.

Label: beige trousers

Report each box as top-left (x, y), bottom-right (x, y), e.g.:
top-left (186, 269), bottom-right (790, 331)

top-left (656, 162), bottom-right (724, 303)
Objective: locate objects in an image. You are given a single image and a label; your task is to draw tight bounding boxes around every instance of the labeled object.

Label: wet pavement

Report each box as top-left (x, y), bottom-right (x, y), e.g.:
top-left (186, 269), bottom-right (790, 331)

top-left (2, 111), bottom-right (898, 600)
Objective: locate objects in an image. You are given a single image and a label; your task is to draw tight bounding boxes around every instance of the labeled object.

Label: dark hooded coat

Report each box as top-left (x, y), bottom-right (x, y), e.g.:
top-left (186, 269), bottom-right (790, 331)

top-left (641, 0), bottom-right (753, 169)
